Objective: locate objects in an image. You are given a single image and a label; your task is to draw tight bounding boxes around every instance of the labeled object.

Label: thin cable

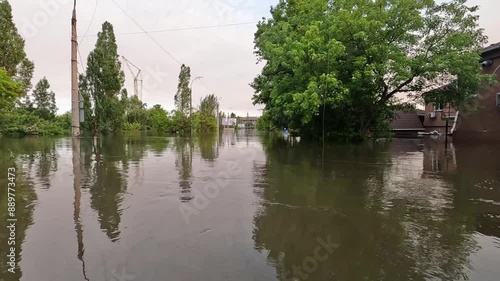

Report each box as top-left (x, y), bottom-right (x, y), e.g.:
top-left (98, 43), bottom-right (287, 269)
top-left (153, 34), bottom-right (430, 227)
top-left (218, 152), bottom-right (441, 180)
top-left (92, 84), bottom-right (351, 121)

top-left (110, 0), bottom-right (220, 102)
top-left (111, 0), bottom-right (182, 65)
top-left (77, 46), bottom-right (85, 74)
top-left (79, 0), bottom-right (99, 45)
top-left (80, 22), bottom-right (258, 37)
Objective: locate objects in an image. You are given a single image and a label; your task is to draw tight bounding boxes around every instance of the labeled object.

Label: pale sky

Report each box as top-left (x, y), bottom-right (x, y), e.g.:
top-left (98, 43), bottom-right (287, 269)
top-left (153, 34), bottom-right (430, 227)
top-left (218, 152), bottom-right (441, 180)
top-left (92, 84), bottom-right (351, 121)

top-left (9, 0), bottom-right (500, 116)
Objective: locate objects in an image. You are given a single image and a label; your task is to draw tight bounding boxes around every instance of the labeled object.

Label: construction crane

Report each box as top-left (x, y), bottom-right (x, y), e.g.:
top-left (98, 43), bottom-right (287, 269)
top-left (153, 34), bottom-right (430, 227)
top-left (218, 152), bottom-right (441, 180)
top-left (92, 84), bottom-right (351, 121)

top-left (121, 56), bottom-right (143, 100)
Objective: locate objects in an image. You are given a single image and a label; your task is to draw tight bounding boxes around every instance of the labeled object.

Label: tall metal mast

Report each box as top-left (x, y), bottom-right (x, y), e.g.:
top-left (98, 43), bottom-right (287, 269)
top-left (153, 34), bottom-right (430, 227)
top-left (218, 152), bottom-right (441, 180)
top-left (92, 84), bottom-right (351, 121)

top-left (121, 56), bottom-right (143, 100)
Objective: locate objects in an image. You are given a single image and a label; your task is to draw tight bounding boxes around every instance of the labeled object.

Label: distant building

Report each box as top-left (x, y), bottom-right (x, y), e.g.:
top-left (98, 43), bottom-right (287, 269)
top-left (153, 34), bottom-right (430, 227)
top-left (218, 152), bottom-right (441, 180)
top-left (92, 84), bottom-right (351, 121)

top-left (222, 118), bottom-right (237, 128)
top-left (390, 110), bottom-right (425, 138)
top-left (238, 116), bottom-right (259, 129)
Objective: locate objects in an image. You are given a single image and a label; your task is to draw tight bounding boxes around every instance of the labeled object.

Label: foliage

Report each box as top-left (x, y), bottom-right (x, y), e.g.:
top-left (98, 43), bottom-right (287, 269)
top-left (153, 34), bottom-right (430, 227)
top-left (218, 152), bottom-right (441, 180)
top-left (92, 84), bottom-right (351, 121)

top-left (123, 122), bottom-right (142, 131)
top-left (0, 0), bottom-right (34, 95)
top-left (191, 111), bottom-right (217, 133)
top-left (147, 105), bottom-right (172, 132)
top-left (199, 94), bottom-right (219, 116)
top-left (257, 110), bottom-right (275, 131)
top-left (0, 109), bottom-right (70, 136)
top-left (252, 0), bottom-right (492, 142)
top-left (174, 64), bottom-right (192, 133)
top-left (0, 69), bottom-right (21, 110)
top-left (80, 21), bottom-right (125, 135)
top-left (31, 77), bottom-right (58, 120)
top-left (174, 64), bottom-right (192, 115)
top-left (123, 93), bottom-right (148, 128)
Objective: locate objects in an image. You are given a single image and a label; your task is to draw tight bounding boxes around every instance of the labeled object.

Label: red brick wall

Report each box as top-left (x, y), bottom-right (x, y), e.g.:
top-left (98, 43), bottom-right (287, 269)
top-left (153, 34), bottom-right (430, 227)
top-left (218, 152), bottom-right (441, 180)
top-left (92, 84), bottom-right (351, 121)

top-left (454, 49), bottom-right (500, 143)
top-left (423, 103), bottom-right (457, 129)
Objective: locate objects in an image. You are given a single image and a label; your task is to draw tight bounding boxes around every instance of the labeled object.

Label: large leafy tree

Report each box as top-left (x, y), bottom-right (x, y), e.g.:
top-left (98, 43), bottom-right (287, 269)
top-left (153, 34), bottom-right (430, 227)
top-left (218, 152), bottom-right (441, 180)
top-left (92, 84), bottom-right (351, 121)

top-left (252, 0), bottom-right (492, 141)
top-left (0, 68), bottom-right (21, 110)
top-left (80, 21), bottom-right (125, 134)
top-left (0, 0), bottom-right (34, 96)
top-left (32, 77), bottom-right (57, 120)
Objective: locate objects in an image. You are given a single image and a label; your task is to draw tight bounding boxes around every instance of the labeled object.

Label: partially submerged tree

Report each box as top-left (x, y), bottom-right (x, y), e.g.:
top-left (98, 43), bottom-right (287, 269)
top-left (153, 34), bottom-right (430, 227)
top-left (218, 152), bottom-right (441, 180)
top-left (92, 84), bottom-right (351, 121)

top-left (252, 0), bottom-right (493, 141)
top-left (175, 64), bottom-right (192, 116)
top-left (174, 64), bottom-right (192, 133)
top-left (80, 21), bottom-right (125, 134)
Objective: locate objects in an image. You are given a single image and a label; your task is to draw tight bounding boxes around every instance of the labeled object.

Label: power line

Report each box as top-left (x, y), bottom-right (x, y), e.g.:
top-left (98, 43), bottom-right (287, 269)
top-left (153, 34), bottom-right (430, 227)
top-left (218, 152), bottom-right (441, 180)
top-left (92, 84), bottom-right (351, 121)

top-left (77, 46), bottom-right (85, 75)
top-left (110, 0), bottom-right (183, 65)
top-left (110, 0), bottom-right (218, 100)
top-left (79, 0), bottom-right (99, 45)
top-left (79, 21), bottom-right (258, 37)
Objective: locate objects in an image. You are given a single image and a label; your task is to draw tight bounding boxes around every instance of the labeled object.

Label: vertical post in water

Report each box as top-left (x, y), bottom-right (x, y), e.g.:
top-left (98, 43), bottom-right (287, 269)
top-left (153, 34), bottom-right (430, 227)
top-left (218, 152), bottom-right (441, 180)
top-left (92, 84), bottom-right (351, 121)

top-left (71, 0), bottom-right (80, 136)
top-left (445, 104), bottom-right (450, 149)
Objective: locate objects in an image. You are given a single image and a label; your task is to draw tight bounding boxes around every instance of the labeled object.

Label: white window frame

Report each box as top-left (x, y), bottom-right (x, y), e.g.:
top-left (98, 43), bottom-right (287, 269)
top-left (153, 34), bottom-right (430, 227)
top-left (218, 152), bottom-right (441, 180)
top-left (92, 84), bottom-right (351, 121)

top-left (434, 102), bottom-right (444, 112)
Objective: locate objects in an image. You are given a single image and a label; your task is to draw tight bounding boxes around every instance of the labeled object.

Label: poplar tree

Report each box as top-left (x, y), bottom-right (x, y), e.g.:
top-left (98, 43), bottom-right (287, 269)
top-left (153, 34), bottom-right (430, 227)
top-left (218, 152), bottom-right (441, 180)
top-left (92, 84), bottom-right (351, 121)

top-left (80, 21), bottom-right (125, 134)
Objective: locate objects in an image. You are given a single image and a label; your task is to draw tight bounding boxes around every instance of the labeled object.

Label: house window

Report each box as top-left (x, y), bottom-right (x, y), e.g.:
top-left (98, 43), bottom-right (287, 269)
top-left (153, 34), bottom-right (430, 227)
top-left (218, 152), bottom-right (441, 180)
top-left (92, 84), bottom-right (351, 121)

top-left (434, 103), bottom-right (444, 111)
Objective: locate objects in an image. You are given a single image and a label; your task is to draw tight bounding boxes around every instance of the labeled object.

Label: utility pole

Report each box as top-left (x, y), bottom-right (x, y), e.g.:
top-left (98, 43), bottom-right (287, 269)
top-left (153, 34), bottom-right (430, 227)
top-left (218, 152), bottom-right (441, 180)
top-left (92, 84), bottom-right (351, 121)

top-left (71, 0), bottom-right (80, 136)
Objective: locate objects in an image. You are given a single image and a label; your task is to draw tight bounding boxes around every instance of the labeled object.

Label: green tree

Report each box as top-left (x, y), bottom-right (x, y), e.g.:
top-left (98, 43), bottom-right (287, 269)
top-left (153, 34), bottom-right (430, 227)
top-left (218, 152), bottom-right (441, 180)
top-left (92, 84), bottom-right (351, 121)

top-left (252, 0), bottom-right (493, 141)
top-left (174, 64), bottom-right (192, 133)
top-left (199, 94), bottom-right (219, 116)
top-left (125, 95), bottom-right (147, 125)
top-left (80, 21), bottom-right (125, 135)
top-left (147, 104), bottom-right (171, 132)
top-left (32, 77), bottom-right (57, 120)
top-left (0, 0), bottom-right (34, 96)
top-left (0, 69), bottom-right (21, 110)
top-left (230, 112), bottom-right (236, 118)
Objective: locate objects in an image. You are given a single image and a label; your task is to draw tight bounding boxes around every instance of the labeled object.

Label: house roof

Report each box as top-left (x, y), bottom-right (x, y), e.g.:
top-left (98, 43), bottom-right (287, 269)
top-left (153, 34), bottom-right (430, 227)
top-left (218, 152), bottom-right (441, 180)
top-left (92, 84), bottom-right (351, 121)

top-left (239, 117), bottom-right (259, 121)
top-left (482, 42), bottom-right (500, 54)
top-left (390, 111), bottom-right (425, 131)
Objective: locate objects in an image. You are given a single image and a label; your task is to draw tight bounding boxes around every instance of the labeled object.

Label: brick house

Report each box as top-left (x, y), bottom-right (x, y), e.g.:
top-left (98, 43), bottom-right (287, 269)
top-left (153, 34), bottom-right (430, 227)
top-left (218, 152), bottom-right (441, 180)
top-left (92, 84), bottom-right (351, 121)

top-left (423, 42), bottom-right (500, 142)
top-left (423, 101), bottom-right (457, 135)
top-left (454, 43), bottom-right (500, 142)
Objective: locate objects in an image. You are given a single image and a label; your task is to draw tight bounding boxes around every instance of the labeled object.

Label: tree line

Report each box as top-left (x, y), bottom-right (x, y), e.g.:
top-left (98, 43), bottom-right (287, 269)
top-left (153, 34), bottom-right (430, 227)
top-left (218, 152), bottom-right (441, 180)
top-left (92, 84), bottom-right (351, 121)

top-left (0, 0), bottom-right (219, 137)
top-left (252, 0), bottom-right (495, 141)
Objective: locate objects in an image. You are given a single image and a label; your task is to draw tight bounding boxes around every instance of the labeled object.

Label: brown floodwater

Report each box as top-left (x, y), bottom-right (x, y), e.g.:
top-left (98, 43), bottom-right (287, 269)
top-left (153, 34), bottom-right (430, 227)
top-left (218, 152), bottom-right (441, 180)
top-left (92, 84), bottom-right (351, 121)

top-left (0, 131), bottom-right (499, 281)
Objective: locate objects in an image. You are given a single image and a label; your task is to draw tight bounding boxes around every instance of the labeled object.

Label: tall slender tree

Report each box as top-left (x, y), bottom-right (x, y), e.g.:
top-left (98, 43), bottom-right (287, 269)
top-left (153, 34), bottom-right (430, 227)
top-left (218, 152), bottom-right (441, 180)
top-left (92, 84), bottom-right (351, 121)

top-left (174, 64), bottom-right (192, 133)
top-left (174, 64), bottom-right (192, 116)
top-left (80, 21), bottom-right (125, 134)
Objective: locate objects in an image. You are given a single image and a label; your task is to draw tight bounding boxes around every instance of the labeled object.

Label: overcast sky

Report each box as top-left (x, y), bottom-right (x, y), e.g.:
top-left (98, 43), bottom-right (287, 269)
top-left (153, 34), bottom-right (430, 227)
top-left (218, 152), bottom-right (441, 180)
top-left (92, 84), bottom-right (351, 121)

top-left (10, 0), bottom-right (500, 116)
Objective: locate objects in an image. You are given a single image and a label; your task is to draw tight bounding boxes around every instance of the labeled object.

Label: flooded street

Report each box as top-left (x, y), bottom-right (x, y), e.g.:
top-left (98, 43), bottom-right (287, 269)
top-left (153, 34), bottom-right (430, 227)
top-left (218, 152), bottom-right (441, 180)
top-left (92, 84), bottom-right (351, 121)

top-left (1, 131), bottom-right (499, 281)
